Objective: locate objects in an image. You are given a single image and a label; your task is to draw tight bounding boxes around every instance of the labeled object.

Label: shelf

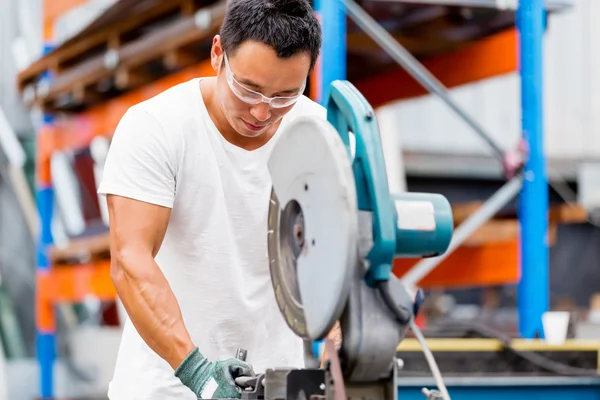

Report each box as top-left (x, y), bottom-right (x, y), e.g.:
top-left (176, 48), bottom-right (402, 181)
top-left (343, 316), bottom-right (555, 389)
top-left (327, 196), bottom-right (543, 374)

top-left (19, 0), bottom-right (552, 114)
top-left (36, 259), bottom-right (115, 331)
top-left (452, 201), bottom-right (589, 225)
top-left (397, 338), bottom-right (600, 352)
top-left (49, 231), bottom-right (110, 265)
top-left (393, 239), bottom-right (520, 288)
top-left (38, 259), bottom-right (115, 304)
top-left (19, 0), bottom-right (225, 113)
top-left (382, 0), bottom-right (573, 11)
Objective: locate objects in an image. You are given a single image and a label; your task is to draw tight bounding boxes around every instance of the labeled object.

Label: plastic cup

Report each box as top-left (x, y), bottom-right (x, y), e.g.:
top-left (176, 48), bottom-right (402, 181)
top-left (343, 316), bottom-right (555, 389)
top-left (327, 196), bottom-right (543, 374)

top-left (542, 311), bottom-right (570, 345)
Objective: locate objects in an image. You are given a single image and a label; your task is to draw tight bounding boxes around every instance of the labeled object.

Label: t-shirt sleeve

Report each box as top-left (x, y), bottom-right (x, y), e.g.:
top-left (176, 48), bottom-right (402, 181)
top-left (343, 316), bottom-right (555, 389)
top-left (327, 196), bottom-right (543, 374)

top-left (97, 106), bottom-right (177, 208)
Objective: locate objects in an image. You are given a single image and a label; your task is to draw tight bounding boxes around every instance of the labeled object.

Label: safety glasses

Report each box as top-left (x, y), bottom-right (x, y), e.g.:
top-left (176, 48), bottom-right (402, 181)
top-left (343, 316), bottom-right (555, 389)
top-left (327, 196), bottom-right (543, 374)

top-left (223, 52), bottom-right (305, 109)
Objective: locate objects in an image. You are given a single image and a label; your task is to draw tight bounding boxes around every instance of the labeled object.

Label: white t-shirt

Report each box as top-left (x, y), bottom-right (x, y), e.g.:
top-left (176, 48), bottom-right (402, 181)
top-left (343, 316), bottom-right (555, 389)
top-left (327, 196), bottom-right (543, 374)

top-left (98, 77), bottom-right (326, 400)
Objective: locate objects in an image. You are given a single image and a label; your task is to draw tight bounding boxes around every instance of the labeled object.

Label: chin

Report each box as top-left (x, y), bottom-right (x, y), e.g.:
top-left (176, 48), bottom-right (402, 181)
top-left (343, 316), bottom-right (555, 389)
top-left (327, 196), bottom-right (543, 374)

top-left (239, 127), bottom-right (269, 138)
top-left (238, 119), bottom-right (271, 138)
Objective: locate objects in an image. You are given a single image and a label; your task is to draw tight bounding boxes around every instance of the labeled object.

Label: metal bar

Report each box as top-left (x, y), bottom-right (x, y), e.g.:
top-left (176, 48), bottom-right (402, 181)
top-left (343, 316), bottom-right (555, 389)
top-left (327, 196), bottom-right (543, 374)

top-left (366, 0), bottom-right (573, 12)
top-left (36, 42), bottom-right (56, 400)
top-left (309, 0), bottom-right (348, 355)
top-left (341, 0), bottom-right (506, 162)
top-left (398, 376), bottom-right (600, 400)
top-left (517, 0), bottom-right (549, 339)
top-left (314, 0), bottom-right (347, 104)
top-left (400, 175), bottom-right (523, 287)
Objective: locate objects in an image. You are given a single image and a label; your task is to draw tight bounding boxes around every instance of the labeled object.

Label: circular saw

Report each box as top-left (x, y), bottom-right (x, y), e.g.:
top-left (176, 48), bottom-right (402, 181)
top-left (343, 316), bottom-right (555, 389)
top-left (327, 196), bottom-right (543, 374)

top-left (264, 80), bottom-right (455, 398)
top-left (267, 115), bottom-right (359, 340)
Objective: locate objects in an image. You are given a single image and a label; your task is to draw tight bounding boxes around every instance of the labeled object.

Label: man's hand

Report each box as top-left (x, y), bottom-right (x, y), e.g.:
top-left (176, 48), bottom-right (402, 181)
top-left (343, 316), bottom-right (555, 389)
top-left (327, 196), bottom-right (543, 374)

top-left (175, 347), bottom-right (256, 399)
top-left (319, 321), bottom-right (343, 368)
top-left (328, 321), bottom-right (342, 350)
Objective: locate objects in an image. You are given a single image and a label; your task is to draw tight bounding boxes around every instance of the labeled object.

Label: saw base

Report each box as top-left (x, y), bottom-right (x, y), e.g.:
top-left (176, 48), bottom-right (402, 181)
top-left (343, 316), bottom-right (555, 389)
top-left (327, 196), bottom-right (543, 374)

top-left (229, 363), bottom-right (398, 400)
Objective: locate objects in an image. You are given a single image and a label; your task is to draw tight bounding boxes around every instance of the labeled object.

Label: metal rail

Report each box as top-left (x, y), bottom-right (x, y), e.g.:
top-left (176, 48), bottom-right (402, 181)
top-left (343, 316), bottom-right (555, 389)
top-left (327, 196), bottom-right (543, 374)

top-left (366, 0), bottom-right (573, 12)
top-left (341, 0), bottom-right (506, 164)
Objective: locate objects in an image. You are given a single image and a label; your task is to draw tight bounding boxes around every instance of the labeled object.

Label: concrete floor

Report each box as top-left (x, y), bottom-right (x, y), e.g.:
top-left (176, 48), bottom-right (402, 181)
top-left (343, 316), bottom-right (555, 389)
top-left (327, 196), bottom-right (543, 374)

top-left (5, 326), bottom-right (121, 400)
top-left (6, 358), bottom-right (108, 399)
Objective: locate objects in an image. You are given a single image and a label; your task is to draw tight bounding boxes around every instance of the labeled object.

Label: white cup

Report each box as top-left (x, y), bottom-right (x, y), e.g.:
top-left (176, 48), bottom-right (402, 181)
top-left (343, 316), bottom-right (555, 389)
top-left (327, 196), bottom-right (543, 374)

top-left (542, 311), bottom-right (570, 345)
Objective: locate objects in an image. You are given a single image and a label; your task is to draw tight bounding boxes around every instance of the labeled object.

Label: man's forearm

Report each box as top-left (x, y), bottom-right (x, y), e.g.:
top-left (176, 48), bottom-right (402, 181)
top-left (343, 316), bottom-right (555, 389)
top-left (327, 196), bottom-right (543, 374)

top-left (112, 253), bottom-right (195, 370)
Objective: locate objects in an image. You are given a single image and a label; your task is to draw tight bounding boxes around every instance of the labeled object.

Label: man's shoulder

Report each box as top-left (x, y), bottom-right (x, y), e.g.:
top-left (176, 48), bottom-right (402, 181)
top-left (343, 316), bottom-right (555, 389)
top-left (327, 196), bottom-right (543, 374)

top-left (110, 78), bottom-right (206, 158)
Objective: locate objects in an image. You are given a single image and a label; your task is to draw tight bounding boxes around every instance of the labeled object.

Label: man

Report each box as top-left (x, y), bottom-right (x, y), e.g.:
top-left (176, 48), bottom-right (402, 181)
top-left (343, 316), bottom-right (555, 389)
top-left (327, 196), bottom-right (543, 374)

top-left (98, 0), bottom-right (325, 399)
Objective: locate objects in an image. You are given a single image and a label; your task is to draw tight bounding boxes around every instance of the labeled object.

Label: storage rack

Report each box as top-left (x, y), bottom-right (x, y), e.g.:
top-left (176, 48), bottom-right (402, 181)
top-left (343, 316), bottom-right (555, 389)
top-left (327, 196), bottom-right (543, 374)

top-left (15, 0), bottom-right (585, 398)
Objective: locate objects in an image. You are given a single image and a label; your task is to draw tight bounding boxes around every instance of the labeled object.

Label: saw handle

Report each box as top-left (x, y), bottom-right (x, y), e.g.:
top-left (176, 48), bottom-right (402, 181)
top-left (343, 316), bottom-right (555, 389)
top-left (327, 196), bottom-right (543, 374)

top-left (325, 80), bottom-right (397, 284)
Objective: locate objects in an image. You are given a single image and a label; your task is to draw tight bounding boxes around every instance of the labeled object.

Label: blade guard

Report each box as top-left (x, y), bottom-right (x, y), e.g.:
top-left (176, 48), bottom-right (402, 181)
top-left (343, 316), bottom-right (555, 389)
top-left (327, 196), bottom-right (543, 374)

top-left (267, 116), bottom-right (359, 340)
top-left (325, 81), bottom-right (454, 285)
top-left (325, 81), bottom-right (397, 284)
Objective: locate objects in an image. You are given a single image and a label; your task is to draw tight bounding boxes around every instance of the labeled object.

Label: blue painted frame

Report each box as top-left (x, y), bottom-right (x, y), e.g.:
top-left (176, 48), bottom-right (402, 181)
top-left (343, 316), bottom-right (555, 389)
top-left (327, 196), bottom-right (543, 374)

top-left (398, 377), bottom-right (600, 400)
top-left (313, 0), bottom-right (346, 106)
top-left (517, 0), bottom-right (550, 339)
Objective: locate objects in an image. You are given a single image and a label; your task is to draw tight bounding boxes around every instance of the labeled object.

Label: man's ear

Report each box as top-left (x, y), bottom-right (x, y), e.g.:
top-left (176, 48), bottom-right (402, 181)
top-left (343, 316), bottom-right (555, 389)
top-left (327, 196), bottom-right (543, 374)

top-left (210, 35), bottom-right (223, 72)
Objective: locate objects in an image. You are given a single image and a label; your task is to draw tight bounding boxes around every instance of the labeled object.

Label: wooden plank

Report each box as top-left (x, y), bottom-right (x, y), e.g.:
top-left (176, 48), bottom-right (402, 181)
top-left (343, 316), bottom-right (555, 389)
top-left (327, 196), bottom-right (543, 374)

top-left (163, 48), bottom-right (201, 70)
top-left (452, 201), bottom-right (589, 226)
top-left (115, 67), bottom-right (155, 90)
top-left (451, 201), bottom-right (484, 225)
top-left (35, 2), bottom-right (225, 111)
top-left (49, 231), bottom-right (111, 265)
top-left (462, 220), bottom-right (518, 247)
top-left (72, 82), bottom-right (104, 105)
top-left (549, 203), bottom-right (588, 224)
top-left (20, 0), bottom-right (193, 89)
top-left (115, 4), bottom-right (224, 73)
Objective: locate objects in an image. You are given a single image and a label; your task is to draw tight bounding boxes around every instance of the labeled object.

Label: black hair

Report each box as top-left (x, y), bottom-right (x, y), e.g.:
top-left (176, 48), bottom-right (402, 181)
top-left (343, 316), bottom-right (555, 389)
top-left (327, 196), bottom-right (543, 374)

top-left (220, 0), bottom-right (322, 71)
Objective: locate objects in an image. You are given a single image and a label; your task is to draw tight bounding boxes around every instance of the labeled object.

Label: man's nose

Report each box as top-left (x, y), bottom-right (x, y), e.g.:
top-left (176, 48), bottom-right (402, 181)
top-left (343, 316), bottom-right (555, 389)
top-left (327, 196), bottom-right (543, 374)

top-left (250, 102), bottom-right (271, 122)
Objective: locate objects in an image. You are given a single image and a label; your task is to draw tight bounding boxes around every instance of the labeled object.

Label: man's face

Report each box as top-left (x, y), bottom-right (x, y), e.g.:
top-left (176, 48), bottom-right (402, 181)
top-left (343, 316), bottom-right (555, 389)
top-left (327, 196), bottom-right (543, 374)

top-left (211, 37), bottom-right (311, 138)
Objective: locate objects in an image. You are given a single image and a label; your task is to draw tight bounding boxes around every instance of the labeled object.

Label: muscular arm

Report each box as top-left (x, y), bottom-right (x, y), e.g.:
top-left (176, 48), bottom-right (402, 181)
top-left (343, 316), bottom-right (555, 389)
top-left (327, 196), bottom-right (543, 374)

top-left (108, 194), bottom-right (194, 370)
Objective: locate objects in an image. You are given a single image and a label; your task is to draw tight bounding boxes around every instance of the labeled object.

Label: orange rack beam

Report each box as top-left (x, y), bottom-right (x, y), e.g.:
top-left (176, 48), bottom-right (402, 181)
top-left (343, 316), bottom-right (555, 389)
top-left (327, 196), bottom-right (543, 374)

top-left (354, 28), bottom-right (519, 109)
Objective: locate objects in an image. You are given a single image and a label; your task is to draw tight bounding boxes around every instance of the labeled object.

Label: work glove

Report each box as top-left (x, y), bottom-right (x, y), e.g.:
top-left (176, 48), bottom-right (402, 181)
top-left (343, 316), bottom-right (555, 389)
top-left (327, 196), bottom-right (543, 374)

top-left (175, 347), bottom-right (256, 399)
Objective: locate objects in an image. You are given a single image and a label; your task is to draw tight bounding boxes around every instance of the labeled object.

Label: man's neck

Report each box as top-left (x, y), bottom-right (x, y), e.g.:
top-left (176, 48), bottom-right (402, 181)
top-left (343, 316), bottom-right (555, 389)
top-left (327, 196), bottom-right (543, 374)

top-left (200, 78), bottom-right (279, 151)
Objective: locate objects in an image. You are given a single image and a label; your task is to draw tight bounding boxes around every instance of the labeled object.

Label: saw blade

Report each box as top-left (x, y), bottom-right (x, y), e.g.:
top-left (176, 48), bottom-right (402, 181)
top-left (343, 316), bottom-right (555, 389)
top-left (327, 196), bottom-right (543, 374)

top-left (267, 115), bottom-right (359, 340)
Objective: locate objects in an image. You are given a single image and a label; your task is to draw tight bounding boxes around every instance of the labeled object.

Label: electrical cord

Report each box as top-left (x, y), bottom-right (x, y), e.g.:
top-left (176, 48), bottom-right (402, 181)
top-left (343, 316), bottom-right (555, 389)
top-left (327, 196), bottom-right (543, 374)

top-left (379, 277), bottom-right (600, 400)
top-left (378, 280), bottom-right (451, 400)
top-left (410, 318), bottom-right (452, 400)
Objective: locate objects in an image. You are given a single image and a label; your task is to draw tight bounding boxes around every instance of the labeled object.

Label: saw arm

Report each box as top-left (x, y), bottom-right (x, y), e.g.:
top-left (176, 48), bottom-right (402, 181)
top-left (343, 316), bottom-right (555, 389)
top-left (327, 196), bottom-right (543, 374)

top-left (326, 81), bottom-right (399, 285)
top-left (326, 80), bottom-right (454, 285)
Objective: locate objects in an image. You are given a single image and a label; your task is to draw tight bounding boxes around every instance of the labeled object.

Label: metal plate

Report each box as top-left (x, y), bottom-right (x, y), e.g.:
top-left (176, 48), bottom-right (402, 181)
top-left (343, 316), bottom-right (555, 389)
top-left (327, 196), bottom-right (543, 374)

top-left (267, 115), bottom-right (359, 340)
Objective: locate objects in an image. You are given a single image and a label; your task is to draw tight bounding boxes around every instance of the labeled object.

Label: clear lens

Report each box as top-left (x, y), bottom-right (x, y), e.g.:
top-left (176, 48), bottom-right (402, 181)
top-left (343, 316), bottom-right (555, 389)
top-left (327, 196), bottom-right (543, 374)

top-left (223, 52), bottom-right (304, 109)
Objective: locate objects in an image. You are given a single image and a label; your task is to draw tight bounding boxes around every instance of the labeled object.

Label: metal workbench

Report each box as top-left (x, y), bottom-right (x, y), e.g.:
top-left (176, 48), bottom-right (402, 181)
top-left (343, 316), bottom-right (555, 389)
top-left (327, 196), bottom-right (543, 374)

top-left (397, 376), bottom-right (600, 399)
